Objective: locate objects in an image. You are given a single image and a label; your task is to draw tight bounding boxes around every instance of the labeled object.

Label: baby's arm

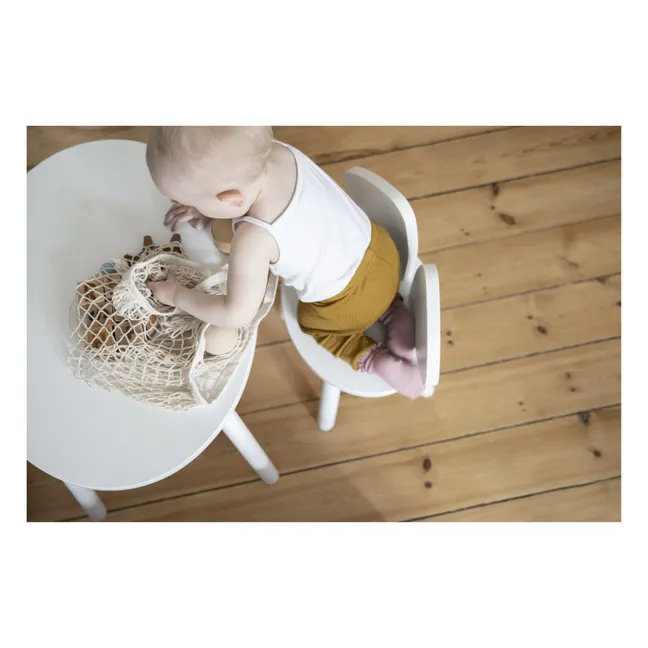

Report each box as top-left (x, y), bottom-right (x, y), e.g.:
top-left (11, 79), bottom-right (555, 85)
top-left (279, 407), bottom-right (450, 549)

top-left (148, 224), bottom-right (273, 329)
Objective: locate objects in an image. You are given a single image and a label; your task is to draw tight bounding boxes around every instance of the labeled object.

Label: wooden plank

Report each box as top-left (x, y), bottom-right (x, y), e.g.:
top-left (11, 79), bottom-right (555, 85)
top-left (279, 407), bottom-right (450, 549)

top-left (258, 217), bottom-right (622, 349)
top-left (28, 340), bottom-right (620, 521)
top-left (431, 215), bottom-right (620, 309)
top-left (103, 406), bottom-right (621, 522)
top-left (424, 478), bottom-right (621, 522)
top-left (28, 128), bottom-right (620, 196)
top-left (27, 126), bottom-right (507, 170)
top-left (250, 275), bottom-right (621, 413)
top-left (262, 216), bottom-right (620, 354)
top-left (27, 126), bottom-right (150, 169)
top-left (416, 159), bottom-right (621, 254)
top-left (251, 216), bottom-right (620, 413)
top-left (238, 342), bottom-right (321, 414)
top-left (440, 275), bottom-right (620, 371)
top-left (27, 463), bottom-right (70, 522)
top-left (325, 126), bottom-right (620, 199)
top-left (258, 275), bottom-right (620, 373)
top-left (257, 296), bottom-right (288, 347)
top-left (247, 270), bottom-right (620, 414)
top-left (272, 126), bottom-right (511, 165)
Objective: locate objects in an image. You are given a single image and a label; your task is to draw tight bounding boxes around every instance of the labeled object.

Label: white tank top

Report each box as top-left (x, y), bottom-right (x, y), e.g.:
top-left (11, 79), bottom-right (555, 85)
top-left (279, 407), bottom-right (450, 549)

top-left (232, 142), bottom-right (371, 303)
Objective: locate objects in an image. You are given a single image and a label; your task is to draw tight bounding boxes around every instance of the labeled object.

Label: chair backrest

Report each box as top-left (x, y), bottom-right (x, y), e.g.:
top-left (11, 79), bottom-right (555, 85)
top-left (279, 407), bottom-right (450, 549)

top-left (344, 167), bottom-right (419, 289)
top-left (411, 264), bottom-right (441, 390)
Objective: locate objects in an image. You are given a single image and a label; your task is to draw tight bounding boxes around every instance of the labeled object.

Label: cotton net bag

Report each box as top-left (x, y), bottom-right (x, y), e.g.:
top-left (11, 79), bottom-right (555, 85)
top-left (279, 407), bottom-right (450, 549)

top-left (68, 236), bottom-right (277, 411)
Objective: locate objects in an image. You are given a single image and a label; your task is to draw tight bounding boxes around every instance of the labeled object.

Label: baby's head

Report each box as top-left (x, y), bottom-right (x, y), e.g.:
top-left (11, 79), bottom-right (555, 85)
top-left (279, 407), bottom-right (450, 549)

top-left (146, 126), bottom-right (273, 219)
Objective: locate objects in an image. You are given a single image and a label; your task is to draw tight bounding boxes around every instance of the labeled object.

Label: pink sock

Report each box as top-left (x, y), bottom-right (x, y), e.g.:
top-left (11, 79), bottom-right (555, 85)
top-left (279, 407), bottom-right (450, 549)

top-left (358, 343), bottom-right (424, 400)
top-left (379, 295), bottom-right (416, 362)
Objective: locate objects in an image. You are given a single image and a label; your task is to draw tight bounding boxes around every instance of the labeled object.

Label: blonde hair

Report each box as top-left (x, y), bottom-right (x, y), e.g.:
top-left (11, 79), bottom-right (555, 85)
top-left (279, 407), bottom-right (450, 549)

top-left (146, 126), bottom-right (274, 186)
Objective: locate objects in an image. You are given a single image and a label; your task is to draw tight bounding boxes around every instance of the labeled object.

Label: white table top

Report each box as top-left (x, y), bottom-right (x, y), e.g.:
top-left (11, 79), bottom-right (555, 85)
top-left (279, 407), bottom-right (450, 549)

top-left (27, 140), bottom-right (253, 491)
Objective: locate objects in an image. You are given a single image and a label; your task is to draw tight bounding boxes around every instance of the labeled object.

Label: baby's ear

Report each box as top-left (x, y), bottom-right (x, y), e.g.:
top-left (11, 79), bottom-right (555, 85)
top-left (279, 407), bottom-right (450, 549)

top-left (217, 190), bottom-right (244, 207)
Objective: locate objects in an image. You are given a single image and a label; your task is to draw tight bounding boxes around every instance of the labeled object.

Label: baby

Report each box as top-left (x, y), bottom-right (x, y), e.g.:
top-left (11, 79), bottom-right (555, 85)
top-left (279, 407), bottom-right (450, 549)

top-left (146, 126), bottom-right (425, 398)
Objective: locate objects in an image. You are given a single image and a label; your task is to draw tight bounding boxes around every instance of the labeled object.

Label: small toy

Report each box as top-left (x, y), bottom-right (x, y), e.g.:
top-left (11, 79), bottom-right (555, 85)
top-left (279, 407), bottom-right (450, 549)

top-left (79, 234), bottom-right (177, 350)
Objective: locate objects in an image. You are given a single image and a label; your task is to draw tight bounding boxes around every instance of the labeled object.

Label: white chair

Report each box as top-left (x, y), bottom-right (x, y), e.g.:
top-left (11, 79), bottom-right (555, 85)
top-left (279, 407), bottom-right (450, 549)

top-left (27, 140), bottom-right (279, 522)
top-left (281, 167), bottom-right (441, 431)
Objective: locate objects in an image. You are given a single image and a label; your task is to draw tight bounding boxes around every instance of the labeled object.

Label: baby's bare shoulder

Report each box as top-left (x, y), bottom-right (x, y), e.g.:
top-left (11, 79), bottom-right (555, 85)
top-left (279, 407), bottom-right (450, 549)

top-left (231, 221), bottom-right (278, 262)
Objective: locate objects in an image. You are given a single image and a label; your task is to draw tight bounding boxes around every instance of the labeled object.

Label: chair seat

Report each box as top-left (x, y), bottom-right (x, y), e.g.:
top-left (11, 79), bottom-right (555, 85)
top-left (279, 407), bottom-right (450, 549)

top-left (281, 284), bottom-right (397, 398)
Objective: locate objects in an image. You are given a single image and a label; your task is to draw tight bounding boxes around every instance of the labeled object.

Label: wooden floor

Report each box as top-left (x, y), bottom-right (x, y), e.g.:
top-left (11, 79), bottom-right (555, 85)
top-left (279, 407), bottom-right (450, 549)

top-left (26, 126), bottom-right (622, 522)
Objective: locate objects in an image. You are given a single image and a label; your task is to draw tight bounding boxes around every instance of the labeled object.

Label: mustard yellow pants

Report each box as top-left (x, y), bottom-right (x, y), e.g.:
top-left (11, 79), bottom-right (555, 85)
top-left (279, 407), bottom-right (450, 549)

top-left (298, 221), bottom-right (401, 370)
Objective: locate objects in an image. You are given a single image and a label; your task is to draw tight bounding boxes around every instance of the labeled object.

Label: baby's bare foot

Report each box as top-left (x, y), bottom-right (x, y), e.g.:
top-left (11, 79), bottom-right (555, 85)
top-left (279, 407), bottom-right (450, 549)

top-left (359, 343), bottom-right (424, 399)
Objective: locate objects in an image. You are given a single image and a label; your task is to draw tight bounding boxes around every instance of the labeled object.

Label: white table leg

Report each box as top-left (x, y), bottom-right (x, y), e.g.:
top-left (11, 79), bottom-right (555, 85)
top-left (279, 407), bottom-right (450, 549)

top-left (64, 482), bottom-right (107, 521)
top-left (222, 411), bottom-right (279, 484)
top-left (318, 382), bottom-right (341, 432)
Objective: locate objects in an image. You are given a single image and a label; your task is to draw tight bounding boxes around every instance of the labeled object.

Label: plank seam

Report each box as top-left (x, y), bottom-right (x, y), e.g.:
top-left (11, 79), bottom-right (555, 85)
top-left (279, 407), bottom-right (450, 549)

top-left (256, 272), bottom-right (621, 349)
top-left (62, 403), bottom-right (620, 522)
top-left (316, 127), bottom-right (519, 167)
top-left (243, 336), bottom-right (621, 416)
top-left (405, 157), bottom-right (621, 202)
top-left (441, 335), bottom-right (620, 378)
top-left (419, 212), bottom-right (621, 257)
top-left (404, 475), bottom-right (621, 522)
top-left (442, 273), bottom-right (621, 312)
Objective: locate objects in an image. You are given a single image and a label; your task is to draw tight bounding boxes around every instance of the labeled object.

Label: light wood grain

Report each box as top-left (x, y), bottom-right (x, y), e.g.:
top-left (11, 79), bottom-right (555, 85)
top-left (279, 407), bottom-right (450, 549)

top-left (439, 275), bottom-right (620, 371)
top-left (416, 159), bottom-right (621, 254)
top-left (325, 126), bottom-right (620, 199)
top-left (273, 126), bottom-right (512, 165)
top-left (258, 271), bottom-right (620, 363)
top-left (257, 217), bottom-right (622, 353)
top-left (257, 218), bottom-right (622, 348)
top-left (102, 407), bottom-right (620, 522)
top-left (248, 276), bottom-right (621, 413)
top-left (238, 342), bottom-right (321, 414)
top-left (256, 300), bottom-right (288, 347)
top-left (430, 215), bottom-right (620, 309)
top-left (425, 478), bottom-right (621, 522)
top-left (28, 339), bottom-right (620, 521)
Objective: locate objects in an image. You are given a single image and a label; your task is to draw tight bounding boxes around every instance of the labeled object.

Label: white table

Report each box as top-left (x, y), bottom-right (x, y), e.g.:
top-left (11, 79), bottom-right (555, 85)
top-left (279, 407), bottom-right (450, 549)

top-left (27, 140), bottom-right (278, 521)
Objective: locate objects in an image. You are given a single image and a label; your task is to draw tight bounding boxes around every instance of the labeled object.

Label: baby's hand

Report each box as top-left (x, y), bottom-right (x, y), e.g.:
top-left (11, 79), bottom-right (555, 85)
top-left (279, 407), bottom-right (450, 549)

top-left (164, 202), bottom-right (211, 233)
top-left (147, 271), bottom-right (183, 307)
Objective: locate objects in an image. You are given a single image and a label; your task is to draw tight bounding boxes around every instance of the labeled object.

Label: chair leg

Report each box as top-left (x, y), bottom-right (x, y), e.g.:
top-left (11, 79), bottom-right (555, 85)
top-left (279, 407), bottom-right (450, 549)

top-left (318, 382), bottom-right (341, 432)
top-left (64, 482), bottom-right (107, 521)
top-left (222, 411), bottom-right (279, 484)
